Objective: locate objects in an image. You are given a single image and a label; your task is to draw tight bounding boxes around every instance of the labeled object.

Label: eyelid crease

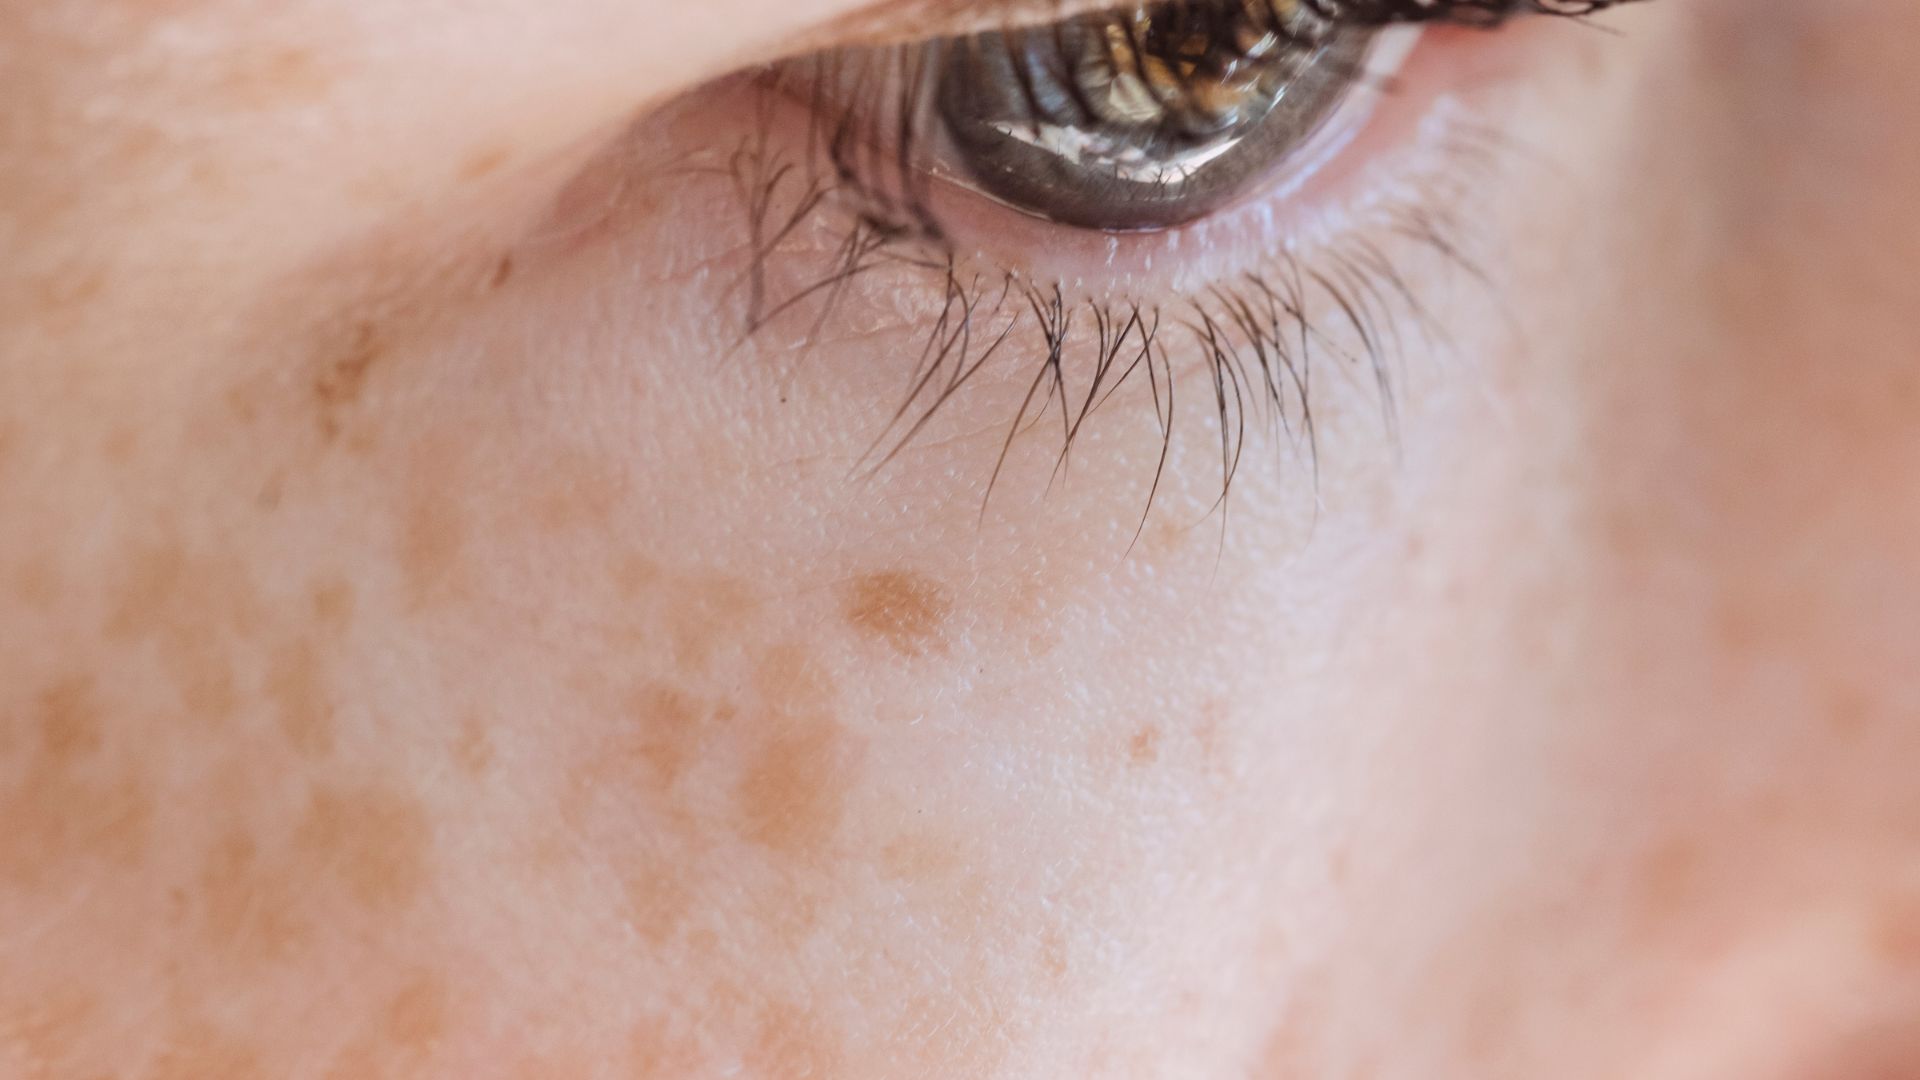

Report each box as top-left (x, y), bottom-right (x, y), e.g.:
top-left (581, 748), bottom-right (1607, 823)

top-left (791, 0), bottom-right (1133, 53)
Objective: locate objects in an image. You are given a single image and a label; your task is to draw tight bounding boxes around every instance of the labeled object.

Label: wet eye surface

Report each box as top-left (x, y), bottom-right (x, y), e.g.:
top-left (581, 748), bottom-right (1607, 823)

top-left (936, 0), bottom-right (1372, 230)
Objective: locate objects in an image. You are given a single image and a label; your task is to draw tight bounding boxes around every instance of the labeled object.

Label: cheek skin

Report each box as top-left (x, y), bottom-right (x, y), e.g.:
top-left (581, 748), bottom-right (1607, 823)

top-left (2, 182), bottom-right (1371, 1075)
top-left (1304, 4), bottom-right (1920, 1078)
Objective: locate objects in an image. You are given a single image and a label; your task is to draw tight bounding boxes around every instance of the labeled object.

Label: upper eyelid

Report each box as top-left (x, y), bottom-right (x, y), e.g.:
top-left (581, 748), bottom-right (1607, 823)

top-left (789, 0), bottom-right (1142, 54)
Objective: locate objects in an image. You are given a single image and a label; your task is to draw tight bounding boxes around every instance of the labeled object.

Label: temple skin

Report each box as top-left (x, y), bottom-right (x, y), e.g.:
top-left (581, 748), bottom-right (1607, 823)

top-left (2, 0), bottom-right (1918, 1077)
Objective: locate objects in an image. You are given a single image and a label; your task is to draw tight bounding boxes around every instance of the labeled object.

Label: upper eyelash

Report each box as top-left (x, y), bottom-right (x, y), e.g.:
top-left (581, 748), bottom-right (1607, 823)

top-left (783, 0), bottom-right (1637, 246)
top-left (719, 0), bottom-right (1635, 533)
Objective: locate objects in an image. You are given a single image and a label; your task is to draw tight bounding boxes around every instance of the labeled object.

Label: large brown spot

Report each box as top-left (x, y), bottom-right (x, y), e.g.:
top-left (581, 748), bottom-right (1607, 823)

top-left (294, 783), bottom-right (433, 911)
top-left (737, 714), bottom-right (858, 857)
top-left (839, 571), bottom-right (952, 657)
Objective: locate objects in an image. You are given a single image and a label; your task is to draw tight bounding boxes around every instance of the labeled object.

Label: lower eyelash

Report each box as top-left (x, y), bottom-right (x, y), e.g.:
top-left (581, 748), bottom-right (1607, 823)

top-left (726, 95), bottom-right (1517, 533)
top-left (719, 0), bottom-right (1631, 528)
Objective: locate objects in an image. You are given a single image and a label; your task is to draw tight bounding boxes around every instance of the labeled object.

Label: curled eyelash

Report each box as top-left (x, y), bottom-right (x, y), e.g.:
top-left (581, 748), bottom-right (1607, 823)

top-left (725, 0), bottom-right (1632, 534)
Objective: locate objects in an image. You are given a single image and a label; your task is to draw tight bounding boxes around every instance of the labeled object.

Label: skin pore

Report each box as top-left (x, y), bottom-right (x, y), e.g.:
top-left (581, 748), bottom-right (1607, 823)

top-left (3, 0), bottom-right (1919, 1077)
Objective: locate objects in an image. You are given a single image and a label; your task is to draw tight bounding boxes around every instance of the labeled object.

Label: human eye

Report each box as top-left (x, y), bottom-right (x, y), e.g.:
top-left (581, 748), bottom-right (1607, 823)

top-left (536, 0), bottom-right (1641, 525)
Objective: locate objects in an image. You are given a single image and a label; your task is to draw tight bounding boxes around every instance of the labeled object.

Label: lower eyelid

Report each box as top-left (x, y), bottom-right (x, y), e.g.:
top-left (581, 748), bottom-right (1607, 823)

top-left (482, 19), bottom-right (1551, 523)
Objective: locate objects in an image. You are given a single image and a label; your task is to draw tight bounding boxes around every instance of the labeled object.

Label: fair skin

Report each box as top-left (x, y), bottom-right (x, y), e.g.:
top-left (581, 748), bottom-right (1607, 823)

top-left (3, 0), bottom-right (1918, 1077)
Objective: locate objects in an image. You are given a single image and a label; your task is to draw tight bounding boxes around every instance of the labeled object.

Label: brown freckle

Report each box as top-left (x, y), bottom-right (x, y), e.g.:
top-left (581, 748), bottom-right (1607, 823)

top-left (1626, 835), bottom-right (1705, 940)
top-left (1868, 889), bottom-right (1920, 969)
top-left (311, 578), bottom-right (356, 634)
top-left (1824, 680), bottom-right (1873, 739)
top-left (1257, 977), bottom-right (1332, 1075)
top-left (398, 444), bottom-right (469, 608)
top-left (1141, 516), bottom-right (1195, 558)
top-left (37, 676), bottom-right (101, 764)
top-left (174, 636), bottom-right (241, 727)
top-left (614, 553), bottom-right (661, 597)
top-left (384, 974), bottom-right (450, 1049)
top-left (628, 683), bottom-right (705, 787)
top-left (745, 999), bottom-right (843, 1078)
top-left (104, 536), bottom-right (263, 644)
top-left (1327, 844), bottom-right (1353, 892)
top-left (1038, 927), bottom-right (1070, 980)
top-left (629, 1015), bottom-right (704, 1075)
top-left (198, 830), bottom-right (306, 961)
top-left (738, 714), bottom-right (858, 857)
top-left (313, 322), bottom-right (383, 440)
top-left (265, 637), bottom-right (335, 757)
top-left (30, 261), bottom-right (108, 315)
top-left (101, 425), bottom-right (137, 465)
top-left (10, 551), bottom-right (61, 611)
top-left (105, 540), bottom-right (187, 641)
top-left (840, 571), bottom-right (953, 657)
top-left (459, 145), bottom-right (512, 182)
top-left (295, 783), bottom-right (433, 910)
top-left (622, 865), bottom-right (693, 945)
top-left (225, 382), bottom-right (262, 425)
top-left (880, 831), bottom-right (963, 883)
top-left (529, 450), bottom-right (623, 533)
top-left (665, 576), bottom-right (762, 672)
top-left (1, 987), bottom-right (98, 1076)
top-left (212, 45), bottom-right (331, 109)
top-left (1126, 723), bottom-right (1160, 768)
top-left (0, 765), bottom-right (152, 884)
top-left (454, 715), bottom-right (495, 777)
top-left (149, 1019), bottom-right (264, 1080)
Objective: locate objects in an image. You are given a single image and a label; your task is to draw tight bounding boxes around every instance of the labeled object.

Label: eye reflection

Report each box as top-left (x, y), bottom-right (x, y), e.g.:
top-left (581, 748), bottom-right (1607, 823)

top-left (936, 0), bottom-right (1373, 232)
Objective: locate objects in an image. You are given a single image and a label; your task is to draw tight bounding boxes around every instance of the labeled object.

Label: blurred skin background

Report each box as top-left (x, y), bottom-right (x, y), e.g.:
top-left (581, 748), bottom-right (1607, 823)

top-left (2, 0), bottom-right (1918, 1077)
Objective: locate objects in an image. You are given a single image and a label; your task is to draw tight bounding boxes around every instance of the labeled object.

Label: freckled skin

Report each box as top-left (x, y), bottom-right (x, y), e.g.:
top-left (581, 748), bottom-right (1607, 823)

top-left (3, 1), bottom-right (1919, 1078)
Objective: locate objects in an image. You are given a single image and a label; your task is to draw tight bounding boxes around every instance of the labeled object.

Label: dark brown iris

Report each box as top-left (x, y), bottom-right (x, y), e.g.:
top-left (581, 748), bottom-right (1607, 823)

top-left (937, 0), bottom-right (1369, 231)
